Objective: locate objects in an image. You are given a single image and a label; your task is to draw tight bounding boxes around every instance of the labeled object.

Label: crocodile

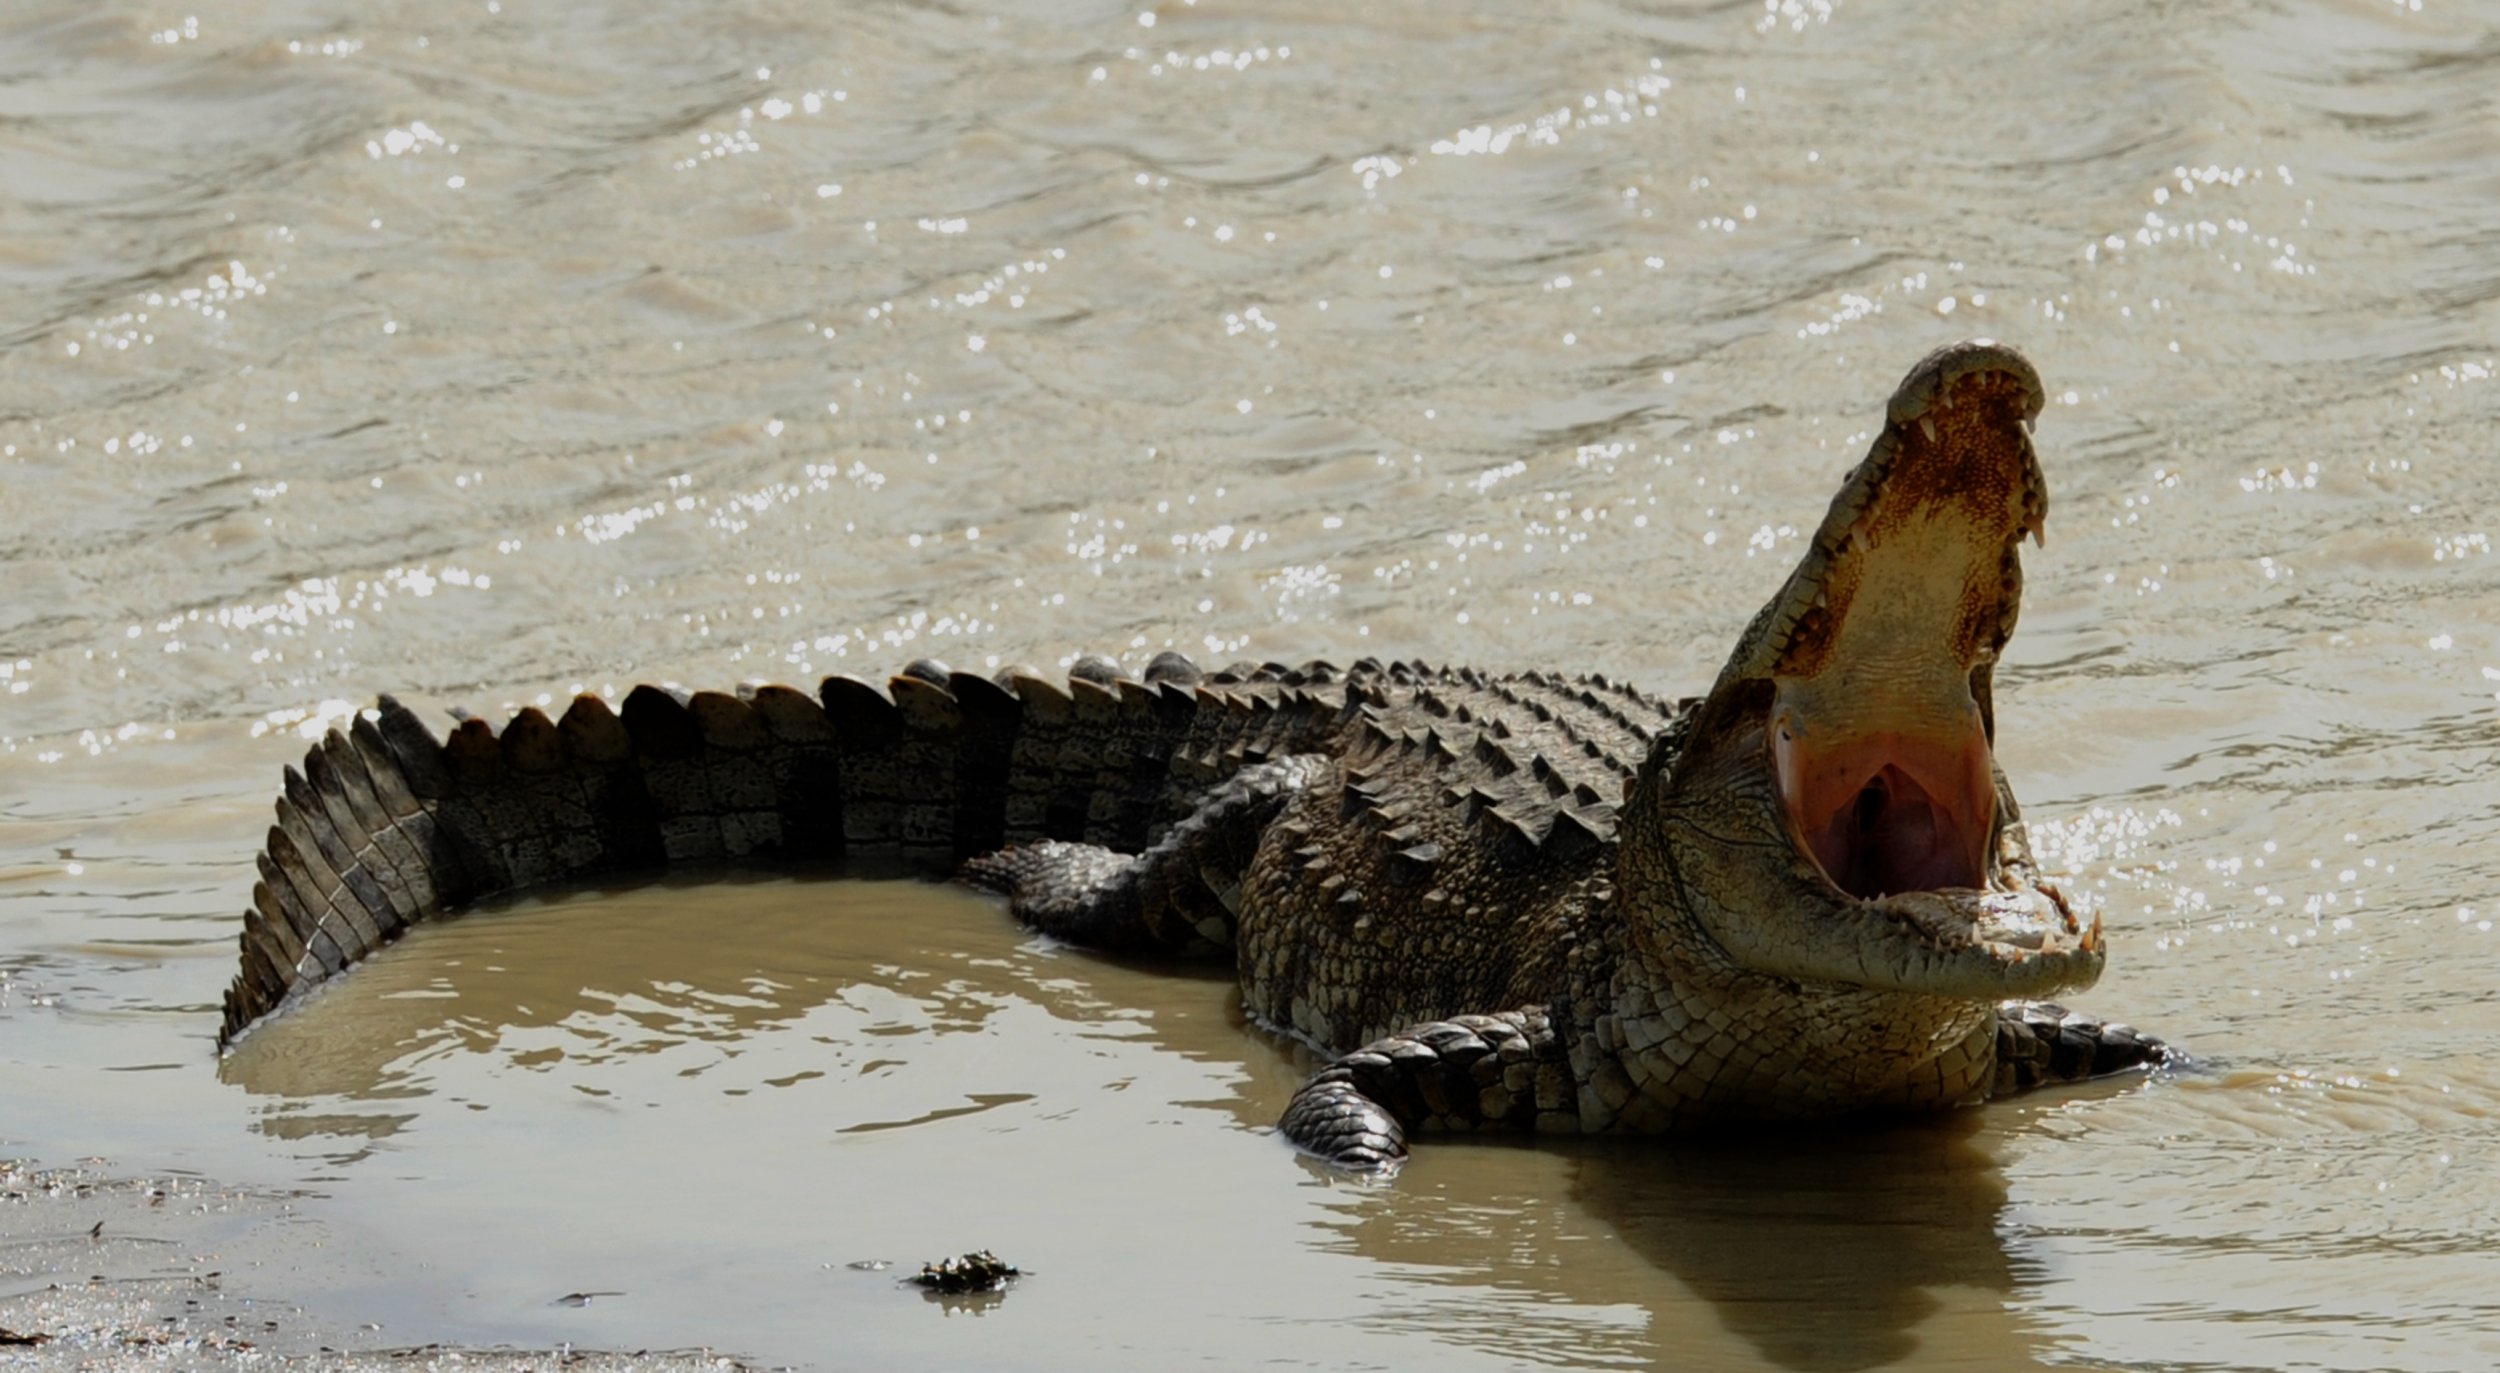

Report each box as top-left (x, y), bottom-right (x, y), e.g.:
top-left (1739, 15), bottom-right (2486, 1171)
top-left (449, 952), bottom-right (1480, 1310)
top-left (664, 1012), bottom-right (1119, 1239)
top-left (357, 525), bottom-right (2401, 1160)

top-left (217, 340), bottom-right (2169, 1170)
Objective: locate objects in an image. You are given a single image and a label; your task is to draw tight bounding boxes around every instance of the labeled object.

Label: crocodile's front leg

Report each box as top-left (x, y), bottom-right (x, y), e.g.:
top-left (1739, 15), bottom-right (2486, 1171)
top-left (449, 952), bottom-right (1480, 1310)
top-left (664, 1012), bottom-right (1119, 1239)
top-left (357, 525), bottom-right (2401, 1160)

top-left (1281, 1000), bottom-right (2177, 1171)
top-left (1278, 1008), bottom-right (1576, 1171)
top-left (962, 755), bottom-right (1333, 956)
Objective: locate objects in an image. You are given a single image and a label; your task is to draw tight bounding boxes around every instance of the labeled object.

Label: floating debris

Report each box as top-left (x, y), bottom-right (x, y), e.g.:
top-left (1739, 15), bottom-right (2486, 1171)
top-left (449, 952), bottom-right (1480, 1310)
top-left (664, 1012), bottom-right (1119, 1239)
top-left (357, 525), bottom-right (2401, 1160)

top-left (909, 1251), bottom-right (1019, 1294)
top-left (553, 1290), bottom-right (625, 1308)
top-left (0, 1329), bottom-right (52, 1346)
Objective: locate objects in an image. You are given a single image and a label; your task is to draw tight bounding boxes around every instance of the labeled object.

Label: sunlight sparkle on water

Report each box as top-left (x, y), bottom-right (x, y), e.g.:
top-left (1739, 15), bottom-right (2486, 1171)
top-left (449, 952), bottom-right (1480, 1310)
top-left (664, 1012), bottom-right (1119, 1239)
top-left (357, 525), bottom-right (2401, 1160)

top-left (367, 122), bottom-right (451, 159)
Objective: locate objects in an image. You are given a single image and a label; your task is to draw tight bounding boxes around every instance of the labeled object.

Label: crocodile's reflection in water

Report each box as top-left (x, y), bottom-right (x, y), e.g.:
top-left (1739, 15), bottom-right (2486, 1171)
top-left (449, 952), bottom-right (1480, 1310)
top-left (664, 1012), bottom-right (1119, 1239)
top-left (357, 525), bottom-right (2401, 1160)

top-left (1390, 1120), bottom-right (2030, 1360)
top-left (220, 874), bottom-right (2045, 1371)
top-left (1318, 1120), bottom-right (2038, 1372)
top-left (1579, 1122), bottom-right (2027, 1371)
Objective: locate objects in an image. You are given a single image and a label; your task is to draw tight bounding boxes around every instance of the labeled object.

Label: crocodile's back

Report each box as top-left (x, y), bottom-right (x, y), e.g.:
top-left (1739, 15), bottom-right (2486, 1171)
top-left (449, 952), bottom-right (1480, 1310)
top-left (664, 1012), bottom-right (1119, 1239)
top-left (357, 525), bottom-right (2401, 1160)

top-left (1226, 667), bottom-right (1689, 1050)
top-left (219, 654), bottom-right (1690, 1048)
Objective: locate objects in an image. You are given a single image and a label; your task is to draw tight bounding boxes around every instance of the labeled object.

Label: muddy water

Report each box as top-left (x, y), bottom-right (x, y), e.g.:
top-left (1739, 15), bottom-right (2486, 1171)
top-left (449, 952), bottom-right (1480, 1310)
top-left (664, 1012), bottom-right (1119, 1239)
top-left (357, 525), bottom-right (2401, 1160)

top-left (3, 0), bottom-right (2498, 1367)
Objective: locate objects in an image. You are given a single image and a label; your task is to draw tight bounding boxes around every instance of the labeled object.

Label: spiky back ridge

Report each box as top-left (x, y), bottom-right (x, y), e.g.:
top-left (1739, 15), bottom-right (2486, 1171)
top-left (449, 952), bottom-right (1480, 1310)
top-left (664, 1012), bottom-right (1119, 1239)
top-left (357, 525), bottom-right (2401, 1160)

top-left (219, 655), bottom-right (1695, 1049)
top-left (1236, 667), bottom-right (1694, 1050)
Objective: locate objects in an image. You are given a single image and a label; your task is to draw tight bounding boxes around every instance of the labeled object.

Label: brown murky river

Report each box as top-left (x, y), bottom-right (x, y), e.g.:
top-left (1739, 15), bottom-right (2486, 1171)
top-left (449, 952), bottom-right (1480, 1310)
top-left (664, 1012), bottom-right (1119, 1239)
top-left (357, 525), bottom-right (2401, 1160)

top-left (5, 1), bottom-right (2498, 1368)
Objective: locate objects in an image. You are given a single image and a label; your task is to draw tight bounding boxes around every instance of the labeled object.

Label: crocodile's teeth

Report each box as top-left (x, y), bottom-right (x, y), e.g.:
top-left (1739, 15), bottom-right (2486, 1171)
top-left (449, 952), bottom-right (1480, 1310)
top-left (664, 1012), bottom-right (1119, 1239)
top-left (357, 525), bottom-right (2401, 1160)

top-left (1918, 415), bottom-right (1940, 444)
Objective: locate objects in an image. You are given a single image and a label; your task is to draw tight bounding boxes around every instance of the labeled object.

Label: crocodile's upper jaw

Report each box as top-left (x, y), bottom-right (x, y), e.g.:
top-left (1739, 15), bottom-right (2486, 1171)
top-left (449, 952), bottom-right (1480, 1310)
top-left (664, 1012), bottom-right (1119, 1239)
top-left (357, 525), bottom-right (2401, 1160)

top-left (1766, 349), bottom-right (2041, 905)
top-left (1639, 341), bottom-right (2101, 1002)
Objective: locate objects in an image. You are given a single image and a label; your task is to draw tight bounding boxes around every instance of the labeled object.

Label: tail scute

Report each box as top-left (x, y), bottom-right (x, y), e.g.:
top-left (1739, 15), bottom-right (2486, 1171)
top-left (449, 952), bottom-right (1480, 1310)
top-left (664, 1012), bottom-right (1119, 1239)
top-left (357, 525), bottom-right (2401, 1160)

top-left (622, 686), bottom-right (724, 863)
top-left (236, 886), bottom-right (298, 1010)
top-left (351, 711), bottom-right (461, 913)
top-left (313, 734), bottom-right (427, 924)
top-left (494, 705), bottom-right (615, 878)
top-left (558, 691), bottom-right (634, 763)
top-left (256, 829), bottom-right (340, 958)
top-left (1093, 680), bottom-right (1197, 851)
top-left (247, 880), bottom-right (308, 974)
top-left (687, 690), bottom-right (785, 858)
top-left (747, 684), bottom-right (845, 859)
top-left (1060, 675), bottom-right (1128, 843)
top-left (444, 716), bottom-right (546, 890)
top-left (266, 797), bottom-right (380, 962)
top-left (1001, 669), bottom-right (1072, 844)
top-left (252, 841), bottom-right (347, 980)
top-left (280, 766), bottom-right (400, 949)
top-left (276, 767), bottom-right (355, 892)
top-left (557, 693), bottom-right (664, 872)
top-left (373, 696), bottom-right (453, 798)
top-left (500, 706), bottom-right (566, 773)
top-left (887, 675), bottom-right (966, 864)
top-left (820, 675), bottom-right (909, 862)
top-left (948, 670), bottom-right (1023, 859)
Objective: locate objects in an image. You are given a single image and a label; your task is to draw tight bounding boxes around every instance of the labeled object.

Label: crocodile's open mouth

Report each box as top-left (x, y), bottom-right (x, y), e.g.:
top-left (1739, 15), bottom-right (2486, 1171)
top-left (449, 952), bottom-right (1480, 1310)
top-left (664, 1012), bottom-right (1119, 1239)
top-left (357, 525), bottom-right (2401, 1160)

top-left (1759, 665), bottom-right (2099, 991)
top-left (1773, 710), bottom-right (1994, 900)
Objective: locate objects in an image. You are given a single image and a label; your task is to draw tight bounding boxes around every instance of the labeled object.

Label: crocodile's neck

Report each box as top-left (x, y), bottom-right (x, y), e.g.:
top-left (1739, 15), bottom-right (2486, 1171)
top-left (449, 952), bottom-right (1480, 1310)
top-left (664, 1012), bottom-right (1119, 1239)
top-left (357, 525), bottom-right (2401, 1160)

top-left (1564, 876), bottom-right (1999, 1132)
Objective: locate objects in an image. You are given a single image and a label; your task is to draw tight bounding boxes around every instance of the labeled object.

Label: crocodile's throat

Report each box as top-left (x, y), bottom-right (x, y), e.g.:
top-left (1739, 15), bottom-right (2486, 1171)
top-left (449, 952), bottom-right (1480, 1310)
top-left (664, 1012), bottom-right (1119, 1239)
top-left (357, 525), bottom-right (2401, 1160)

top-left (1773, 711), bottom-right (1992, 900)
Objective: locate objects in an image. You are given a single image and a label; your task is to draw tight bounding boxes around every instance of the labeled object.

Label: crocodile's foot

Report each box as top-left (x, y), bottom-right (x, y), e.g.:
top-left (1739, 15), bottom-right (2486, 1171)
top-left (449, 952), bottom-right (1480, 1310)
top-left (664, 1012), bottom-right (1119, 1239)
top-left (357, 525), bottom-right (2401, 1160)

top-left (1277, 1009), bottom-right (1567, 1172)
top-left (1993, 1000), bottom-right (2176, 1095)
top-left (1278, 1070), bottom-right (1409, 1173)
top-left (960, 755), bottom-right (1329, 957)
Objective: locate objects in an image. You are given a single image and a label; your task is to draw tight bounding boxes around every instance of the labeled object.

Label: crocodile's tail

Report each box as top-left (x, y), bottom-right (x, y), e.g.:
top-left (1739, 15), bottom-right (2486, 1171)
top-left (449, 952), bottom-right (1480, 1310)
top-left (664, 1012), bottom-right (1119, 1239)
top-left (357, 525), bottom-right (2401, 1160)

top-left (218, 653), bottom-right (1359, 1048)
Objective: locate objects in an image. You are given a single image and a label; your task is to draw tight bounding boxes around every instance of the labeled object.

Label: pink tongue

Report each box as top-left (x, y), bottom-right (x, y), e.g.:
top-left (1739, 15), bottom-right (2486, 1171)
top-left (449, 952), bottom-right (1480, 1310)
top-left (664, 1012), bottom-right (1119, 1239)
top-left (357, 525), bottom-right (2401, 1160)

top-left (1776, 725), bottom-right (1994, 900)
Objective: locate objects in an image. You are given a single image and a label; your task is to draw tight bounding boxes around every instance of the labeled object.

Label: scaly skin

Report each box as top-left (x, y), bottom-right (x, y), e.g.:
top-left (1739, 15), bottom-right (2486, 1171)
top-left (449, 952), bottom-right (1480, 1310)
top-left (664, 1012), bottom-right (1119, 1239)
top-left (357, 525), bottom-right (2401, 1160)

top-left (217, 341), bottom-right (2170, 1173)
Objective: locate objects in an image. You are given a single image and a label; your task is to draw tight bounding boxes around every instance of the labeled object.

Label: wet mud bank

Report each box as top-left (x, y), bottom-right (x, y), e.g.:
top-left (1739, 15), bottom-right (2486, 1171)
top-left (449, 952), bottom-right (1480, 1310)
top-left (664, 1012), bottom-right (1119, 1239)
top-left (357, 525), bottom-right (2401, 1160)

top-left (0, 1159), bottom-right (748, 1373)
